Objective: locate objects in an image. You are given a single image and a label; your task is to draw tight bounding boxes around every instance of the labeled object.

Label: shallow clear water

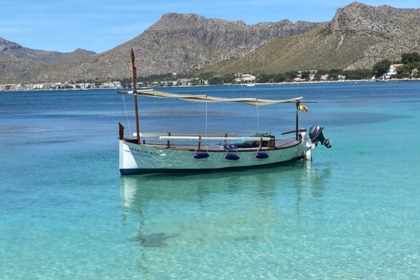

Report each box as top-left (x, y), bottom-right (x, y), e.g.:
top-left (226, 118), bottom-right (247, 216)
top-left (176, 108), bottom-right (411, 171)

top-left (1, 82), bottom-right (419, 279)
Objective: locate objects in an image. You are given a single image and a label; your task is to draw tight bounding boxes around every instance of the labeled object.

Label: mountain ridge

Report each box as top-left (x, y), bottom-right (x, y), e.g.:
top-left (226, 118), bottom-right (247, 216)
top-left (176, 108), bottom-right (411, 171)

top-left (1, 2), bottom-right (419, 84)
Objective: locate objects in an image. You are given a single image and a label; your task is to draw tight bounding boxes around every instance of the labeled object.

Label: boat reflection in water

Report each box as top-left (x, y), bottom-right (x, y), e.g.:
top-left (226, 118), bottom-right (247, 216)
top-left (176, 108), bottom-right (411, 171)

top-left (119, 162), bottom-right (331, 275)
top-left (120, 161), bottom-right (331, 237)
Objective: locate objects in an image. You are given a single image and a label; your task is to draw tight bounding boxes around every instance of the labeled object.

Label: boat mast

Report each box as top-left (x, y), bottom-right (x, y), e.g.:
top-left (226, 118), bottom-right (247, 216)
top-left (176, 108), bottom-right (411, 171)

top-left (131, 49), bottom-right (140, 143)
top-left (295, 101), bottom-right (299, 141)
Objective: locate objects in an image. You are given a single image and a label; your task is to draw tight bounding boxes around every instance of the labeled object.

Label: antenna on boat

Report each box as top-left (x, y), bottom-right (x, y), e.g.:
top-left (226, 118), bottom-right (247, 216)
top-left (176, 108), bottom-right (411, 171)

top-left (131, 49), bottom-right (140, 143)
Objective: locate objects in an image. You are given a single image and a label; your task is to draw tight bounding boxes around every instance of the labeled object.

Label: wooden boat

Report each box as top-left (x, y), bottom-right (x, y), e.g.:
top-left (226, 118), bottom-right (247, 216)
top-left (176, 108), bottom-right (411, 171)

top-left (118, 50), bottom-right (331, 175)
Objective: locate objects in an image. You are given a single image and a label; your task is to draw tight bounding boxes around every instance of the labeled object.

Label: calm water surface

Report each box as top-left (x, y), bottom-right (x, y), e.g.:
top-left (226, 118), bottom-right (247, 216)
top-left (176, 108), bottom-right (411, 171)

top-left (1, 82), bottom-right (419, 279)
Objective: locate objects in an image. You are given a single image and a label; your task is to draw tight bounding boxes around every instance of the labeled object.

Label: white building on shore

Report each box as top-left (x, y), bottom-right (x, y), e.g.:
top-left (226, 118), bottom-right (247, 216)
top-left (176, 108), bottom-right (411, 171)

top-left (234, 73), bottom-right (256, 84)
top-left (385, 64), bottom-right (403, 79)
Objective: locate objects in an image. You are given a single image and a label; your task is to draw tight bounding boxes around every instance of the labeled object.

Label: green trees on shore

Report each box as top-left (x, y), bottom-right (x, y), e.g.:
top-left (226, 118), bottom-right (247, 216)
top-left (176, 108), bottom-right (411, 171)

top-left (372, 59), bottom-right (392, 78)
top-left (372, 52), bottom-right (420, 79)
top-left (212, 51), bottom-right (420, 84)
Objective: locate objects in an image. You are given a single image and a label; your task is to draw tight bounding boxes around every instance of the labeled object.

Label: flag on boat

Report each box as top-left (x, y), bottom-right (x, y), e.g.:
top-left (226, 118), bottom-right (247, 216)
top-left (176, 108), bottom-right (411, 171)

top-left (298, 104), bottom-right (308, 112)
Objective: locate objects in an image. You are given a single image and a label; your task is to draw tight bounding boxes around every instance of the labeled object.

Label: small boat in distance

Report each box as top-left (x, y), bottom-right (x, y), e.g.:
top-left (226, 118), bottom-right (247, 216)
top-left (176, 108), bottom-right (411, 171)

top-left (118, 50), bottom-right (331, 175)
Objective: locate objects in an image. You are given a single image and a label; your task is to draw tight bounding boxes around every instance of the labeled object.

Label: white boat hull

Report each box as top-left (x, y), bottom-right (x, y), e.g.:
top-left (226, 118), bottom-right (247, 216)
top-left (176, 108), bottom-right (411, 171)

top-left (116, 53), bottom-right (331, 175)
top-left (119, 137), bottom-right (312, 175)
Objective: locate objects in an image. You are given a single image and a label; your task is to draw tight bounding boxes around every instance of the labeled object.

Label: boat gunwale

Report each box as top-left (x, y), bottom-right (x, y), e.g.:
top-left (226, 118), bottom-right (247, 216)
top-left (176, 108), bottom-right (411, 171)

top-left (121, 138), bottom-right (301, 151)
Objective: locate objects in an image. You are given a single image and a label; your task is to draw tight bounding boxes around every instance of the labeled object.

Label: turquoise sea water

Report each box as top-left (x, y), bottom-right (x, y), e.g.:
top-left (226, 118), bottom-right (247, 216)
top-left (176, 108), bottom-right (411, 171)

top-left (1, 82), bottom-right (419, 279)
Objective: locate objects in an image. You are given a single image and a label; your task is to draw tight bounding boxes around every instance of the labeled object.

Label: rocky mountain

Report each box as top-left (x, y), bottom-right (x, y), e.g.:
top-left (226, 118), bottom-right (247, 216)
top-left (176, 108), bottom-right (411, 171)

top-left (61, 13), bottom-right (320, 82)
top-left (204, 3), bottom-right (420, 74)
top-left (0, 38), bottom-right (96, 83)
top-left (1, 2), bottom-right (419, 84)
top-left (330, 2), bottom-right (420, 70)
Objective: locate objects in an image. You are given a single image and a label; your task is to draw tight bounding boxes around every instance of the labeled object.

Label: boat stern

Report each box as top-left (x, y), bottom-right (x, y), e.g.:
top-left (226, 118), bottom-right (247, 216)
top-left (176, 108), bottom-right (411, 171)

top-left (304, 125), bottom-right (332, 160)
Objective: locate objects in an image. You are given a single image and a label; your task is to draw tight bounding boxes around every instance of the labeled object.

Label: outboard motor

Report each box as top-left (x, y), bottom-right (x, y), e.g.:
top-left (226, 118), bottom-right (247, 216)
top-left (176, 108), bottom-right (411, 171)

top-left (309, 125), bottom-right (332, 148)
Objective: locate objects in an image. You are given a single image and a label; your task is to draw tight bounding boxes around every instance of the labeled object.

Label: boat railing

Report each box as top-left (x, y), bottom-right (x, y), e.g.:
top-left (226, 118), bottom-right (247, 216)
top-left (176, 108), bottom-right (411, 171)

top-left (158, 135), bottom-right (276, 151)
top-left (120, 123), bottom-right (277, 150)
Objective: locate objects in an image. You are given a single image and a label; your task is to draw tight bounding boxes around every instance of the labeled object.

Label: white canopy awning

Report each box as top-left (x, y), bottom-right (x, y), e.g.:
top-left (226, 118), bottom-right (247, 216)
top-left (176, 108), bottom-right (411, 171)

top-left (118, 89), bottom-right (302, 107)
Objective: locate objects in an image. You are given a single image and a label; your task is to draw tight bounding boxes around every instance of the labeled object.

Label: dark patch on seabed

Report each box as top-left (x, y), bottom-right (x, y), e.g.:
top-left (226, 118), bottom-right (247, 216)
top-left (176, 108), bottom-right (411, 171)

top-left (129, 232), bottom-right (178, 248)
top-left (232, 235), bottom-right (258, 242)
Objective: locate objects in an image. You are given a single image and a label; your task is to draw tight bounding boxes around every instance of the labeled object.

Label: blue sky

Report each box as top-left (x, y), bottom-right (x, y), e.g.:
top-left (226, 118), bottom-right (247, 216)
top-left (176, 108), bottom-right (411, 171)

top-left (0, 0), bottom-right (418, 53)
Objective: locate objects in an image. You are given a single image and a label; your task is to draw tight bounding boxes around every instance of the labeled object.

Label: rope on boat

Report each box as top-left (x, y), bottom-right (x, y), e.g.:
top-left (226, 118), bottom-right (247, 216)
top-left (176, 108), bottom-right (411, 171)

top-left (255, 99), bottom-right (260, 134)
top-left (205, 96), bottom-right (208, 146)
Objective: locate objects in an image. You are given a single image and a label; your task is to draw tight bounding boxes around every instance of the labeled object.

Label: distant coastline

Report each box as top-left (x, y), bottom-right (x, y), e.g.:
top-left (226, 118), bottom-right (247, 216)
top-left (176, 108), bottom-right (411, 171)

top-left (250, 78), bottom-right (420, 86)
top-left (2, 78), bottom-right (419, 92)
